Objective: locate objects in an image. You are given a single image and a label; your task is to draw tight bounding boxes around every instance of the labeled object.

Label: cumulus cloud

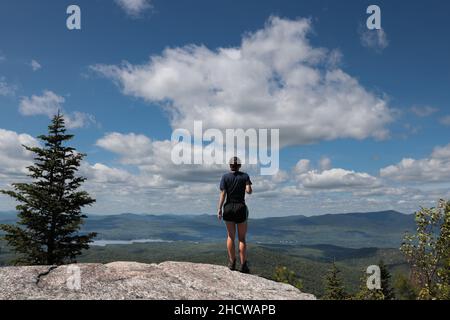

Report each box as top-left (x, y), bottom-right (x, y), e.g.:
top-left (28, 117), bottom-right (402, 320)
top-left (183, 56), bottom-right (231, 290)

top-left (19, 90), bottom-right (96, 129)
top-left (82, 163), bottom-right (132, 184)
top-left (71, 138), bottom-right (450, 216)
top-left (291, 156), bottom-right (381, 190)
top-left (115, 0), bottom-right (152, 17)
top-left (30, 59), bottom-right (42, 71)
top-left (360, 27), bottom-right (389, 52)
top-left (19, 90), bottom-right (64, 117)
top-left (0, 126), bottom-right (446, 216)
top-left (65, 112), bottom-right (97, 130)
top-left (294, 159), bottom-right (311, 175)
top-left (431, 144), bottom-right (450, 160)
top-left (299, 168), bottom-right (380, 189)
top-left (410, 106), bottom-right (439, 117)
top-left (96, 132), bottom-right (226, 183)
top-left (92, 17), bottom-right (393, 147)
top-left (96, 132), bottom-right (154, 165)
top-left (0, 129), bottom-right (39, 178)
top-left (79, 132), bottom-right (233, 214)
top-left (271, 169), bottom-right (289, 183)
top-left (380, 143), bottom-right (450, 182)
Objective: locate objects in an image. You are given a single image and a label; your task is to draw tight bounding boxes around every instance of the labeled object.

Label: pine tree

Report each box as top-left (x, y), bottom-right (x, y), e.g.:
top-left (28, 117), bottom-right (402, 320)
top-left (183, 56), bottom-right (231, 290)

top-left (354, 261), bottom-right (395, 300)
top-left (355, 270), bottom-right (382, 300)
top-left (323, 261), bottom-right (347, 300)
top-left (355, 274), bottom-right (385, 300)
top-left (379, 260), bottom-right (395, 300)
top-left (0, 113), bottom-right (96, 265)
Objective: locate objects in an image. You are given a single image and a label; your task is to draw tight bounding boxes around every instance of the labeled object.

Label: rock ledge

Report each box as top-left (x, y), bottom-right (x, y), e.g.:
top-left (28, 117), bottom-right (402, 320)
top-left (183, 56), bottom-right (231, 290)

top-left (0, 261), bottom-right (316, 300)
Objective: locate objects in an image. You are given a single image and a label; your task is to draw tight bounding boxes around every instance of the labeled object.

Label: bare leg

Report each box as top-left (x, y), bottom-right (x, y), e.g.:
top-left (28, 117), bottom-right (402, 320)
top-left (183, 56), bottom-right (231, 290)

top-left (226, 222), bottom-right (236, 262)
top-left (237, 222), bottom-right (247, 264)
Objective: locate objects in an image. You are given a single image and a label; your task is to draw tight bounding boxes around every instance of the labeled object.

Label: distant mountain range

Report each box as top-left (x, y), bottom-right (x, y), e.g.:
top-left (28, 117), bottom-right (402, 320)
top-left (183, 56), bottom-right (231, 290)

top-left (0, 210), bottom-right (415, 248)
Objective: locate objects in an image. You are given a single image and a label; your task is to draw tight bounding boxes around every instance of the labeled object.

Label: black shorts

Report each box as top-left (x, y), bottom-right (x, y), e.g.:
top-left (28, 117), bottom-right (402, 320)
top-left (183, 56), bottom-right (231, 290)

top-left (223, 202), bottom-right (249, 224)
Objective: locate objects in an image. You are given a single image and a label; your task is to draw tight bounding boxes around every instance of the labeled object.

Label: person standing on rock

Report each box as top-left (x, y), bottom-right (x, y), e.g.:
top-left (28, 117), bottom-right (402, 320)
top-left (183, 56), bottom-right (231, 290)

top-left (217, 156), bottom-right (253, 273)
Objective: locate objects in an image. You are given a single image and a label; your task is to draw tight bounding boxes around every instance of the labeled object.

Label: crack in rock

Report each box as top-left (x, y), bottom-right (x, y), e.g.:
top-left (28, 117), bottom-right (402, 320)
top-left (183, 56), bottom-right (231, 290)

top-left (35, 265), bottom-right (58, 287)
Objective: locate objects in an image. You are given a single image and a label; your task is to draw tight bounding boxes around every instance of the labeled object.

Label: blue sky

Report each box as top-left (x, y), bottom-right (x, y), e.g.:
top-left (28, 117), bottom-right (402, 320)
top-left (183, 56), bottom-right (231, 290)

top-left (0, 0), bottom-right (449, 216)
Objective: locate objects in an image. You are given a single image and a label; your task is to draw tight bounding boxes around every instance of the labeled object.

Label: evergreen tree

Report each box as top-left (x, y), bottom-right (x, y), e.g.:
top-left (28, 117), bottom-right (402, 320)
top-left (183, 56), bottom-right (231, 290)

top-left (323, 261), bottom-right (347, 300)
top-left (0, 113), bottom-right (96, 265)
top-left (354, 273), bottom-right (385, 300)
top-left (379, 260), bottom-right (395, 300)
top-left (354, 262), bottom-right (394, 301)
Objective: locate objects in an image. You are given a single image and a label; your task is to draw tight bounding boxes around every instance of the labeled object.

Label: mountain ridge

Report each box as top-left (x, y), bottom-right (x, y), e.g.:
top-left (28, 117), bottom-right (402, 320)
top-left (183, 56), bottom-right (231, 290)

top-left (0, 210), bottom-right (414, 248)
top-left (0, 209), bottom-right (409, 219)
top-left (87, 209), bottom-right (409, 219)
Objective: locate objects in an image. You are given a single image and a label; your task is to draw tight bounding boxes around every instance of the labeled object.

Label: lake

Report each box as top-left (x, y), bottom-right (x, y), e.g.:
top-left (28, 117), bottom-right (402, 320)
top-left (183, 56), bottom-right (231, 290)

top-left (92, 239), bottom-right (173, 246)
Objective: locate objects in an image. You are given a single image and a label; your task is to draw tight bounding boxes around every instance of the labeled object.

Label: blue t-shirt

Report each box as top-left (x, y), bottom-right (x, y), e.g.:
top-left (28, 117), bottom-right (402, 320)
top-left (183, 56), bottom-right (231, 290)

top-left (219, 171), bottom-right (252, 204)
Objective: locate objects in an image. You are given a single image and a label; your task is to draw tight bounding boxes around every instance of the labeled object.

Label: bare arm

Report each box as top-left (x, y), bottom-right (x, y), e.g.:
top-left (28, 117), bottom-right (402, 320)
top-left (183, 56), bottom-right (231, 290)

top-left (246, 184), bottom-right (252, 194)
top-left (217, 190), bottom-right (226, 220)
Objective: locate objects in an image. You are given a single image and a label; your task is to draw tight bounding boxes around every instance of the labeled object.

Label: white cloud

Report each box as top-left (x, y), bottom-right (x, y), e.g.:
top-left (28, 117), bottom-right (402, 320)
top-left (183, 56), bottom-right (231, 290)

top-left (380, 143), bottom-right (450, 182)
top-left (431, 144), bottom-right (450, 159)
top-left (65, 112), bottom-right (97, 129)
top-left (279, 185), bottom-right (311, 197)
top-left (0, 77), bottom-right (17, 97)
top-left (360, 27), bottom-right (389, 52)
top-left (439, 115), bottom-right (450, 126)
top-left (96, 132), bottom-right (154, 165)
top-left (92, 17), bottom-right (393, 147)
top-left (352, 187), bottom-right (412, 197)
top-left (19, 90), bottom-right (96, 129)
top-left (115, 0), bottom-right (152, 17)
top-left (271, 169), bottom-right (289, 183)
top-left (293, 159), bottom-right (310, 175)
top-left (0, 129), bottom-right (38, 177)
top-left (410, 106), bottom-right (439, 117)
top-left (293, 157), bottom-right (378, 191)
top-left (0, 127), bottom-right (446, 216)
top-left (19, 90), bottom-right (64, 117)
top-left (299, 168), bottom-right (380, 190)
top-left (96, 132), bottom-right (226, 183)
top-left (30, 59), bottom-right (42, 71)
top-left (83, 163), bottom-right (132, 184)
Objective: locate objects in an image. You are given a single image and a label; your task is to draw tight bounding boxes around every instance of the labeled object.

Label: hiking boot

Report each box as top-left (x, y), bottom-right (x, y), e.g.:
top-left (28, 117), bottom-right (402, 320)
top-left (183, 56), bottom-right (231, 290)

top-left (240, 261), bottom-right (250, 274)
top-left (228, 259), bottom-right (236, 271)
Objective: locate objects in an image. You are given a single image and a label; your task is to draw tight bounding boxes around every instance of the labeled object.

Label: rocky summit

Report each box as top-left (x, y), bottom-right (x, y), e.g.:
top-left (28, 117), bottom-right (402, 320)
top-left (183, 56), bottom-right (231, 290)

top-left (0, 261), bottom-right (316, 300)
